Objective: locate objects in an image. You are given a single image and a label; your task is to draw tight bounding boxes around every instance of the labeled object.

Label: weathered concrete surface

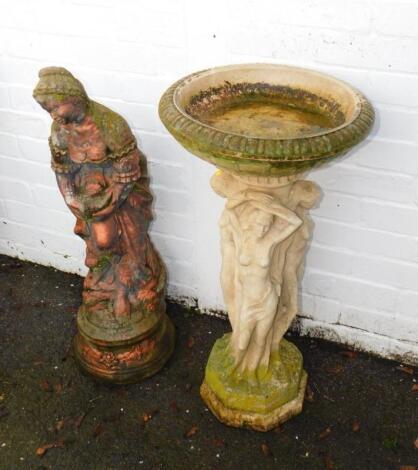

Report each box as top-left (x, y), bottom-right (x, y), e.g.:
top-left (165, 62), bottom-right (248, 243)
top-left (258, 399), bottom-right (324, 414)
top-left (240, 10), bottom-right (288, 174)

top-left (0, 254), bottom-right (416, 470)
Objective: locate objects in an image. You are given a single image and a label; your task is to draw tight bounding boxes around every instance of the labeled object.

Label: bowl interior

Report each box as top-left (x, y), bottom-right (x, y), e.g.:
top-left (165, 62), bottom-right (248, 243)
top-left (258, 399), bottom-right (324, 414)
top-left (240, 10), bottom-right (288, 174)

top-left (174, 64), bottom-right (361, 140)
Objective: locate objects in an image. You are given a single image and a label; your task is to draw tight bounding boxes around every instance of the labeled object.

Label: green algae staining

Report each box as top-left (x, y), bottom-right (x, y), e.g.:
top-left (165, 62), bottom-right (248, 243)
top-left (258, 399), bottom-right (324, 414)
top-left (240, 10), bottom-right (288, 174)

top-left (202, 101), bottom-right (335, 139)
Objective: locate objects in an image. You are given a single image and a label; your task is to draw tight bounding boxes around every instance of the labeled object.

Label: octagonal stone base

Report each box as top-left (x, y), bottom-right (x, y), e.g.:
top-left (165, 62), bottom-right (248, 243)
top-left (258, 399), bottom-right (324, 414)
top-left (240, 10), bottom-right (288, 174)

top-left (201, 334), bottom-right (307, 431)
top-left (201, 371), bottom-right (307, 432)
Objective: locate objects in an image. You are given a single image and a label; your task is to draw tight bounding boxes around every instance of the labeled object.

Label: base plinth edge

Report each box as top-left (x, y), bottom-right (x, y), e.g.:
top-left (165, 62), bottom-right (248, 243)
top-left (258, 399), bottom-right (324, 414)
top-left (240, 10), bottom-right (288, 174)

top-left (200, 370), bottom-right (307, 432)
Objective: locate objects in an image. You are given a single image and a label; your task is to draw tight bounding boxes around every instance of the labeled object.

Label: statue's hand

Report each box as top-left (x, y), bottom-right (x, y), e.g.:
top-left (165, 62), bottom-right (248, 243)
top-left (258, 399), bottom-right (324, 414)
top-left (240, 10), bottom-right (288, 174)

top-left (245, 191), bottom-right (274, 205)
top-left (83, 191), bottom-right (113, 217)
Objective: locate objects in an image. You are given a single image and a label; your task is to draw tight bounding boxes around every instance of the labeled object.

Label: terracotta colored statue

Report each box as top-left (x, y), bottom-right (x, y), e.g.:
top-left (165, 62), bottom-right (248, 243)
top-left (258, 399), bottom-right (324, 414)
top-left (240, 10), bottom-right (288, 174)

top-left (33, 67), bottom-right (174, 383)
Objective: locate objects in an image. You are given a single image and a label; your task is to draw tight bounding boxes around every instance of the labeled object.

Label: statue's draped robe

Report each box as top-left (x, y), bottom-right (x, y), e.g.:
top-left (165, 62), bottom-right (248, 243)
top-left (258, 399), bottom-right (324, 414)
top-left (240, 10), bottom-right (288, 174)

top-left (49, 101), bottom-right (163, 319)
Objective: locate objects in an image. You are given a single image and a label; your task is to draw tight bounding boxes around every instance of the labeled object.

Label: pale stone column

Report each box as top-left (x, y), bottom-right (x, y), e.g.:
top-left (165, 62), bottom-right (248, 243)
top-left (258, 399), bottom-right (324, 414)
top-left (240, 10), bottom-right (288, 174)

top-left (201, 170), bottom-right (320, 430)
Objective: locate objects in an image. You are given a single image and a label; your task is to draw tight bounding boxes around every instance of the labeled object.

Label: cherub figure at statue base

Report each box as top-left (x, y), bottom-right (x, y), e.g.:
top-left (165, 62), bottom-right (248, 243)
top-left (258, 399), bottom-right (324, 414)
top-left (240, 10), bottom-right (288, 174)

top-left (201, 170), bottom-right (320, 431)
top-left (33, 67), bottom-right (175, 383)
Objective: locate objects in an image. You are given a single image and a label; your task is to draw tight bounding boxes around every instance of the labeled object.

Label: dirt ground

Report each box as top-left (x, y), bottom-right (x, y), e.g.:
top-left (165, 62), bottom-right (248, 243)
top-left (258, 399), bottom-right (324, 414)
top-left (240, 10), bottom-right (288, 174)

top-left (0, 254), bottom-right (416, 470)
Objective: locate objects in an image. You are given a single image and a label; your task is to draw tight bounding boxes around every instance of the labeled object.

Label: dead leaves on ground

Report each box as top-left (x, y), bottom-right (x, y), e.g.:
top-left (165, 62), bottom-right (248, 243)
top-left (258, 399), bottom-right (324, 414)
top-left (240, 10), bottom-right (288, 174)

top-left (260, 443), bottom-right (273, 457)
top-left (139, 409), bottom-right (159, 427)
top-left (324, 455), bottom-right (335, 470)
top-left (318, 426), bottom-right (332, 439)
top-left (186, 335), bottom-right (195, 348)
top-left (184, 425), bottom-right (198, 438)
top-left (74, 412), bottom-right (88, 429)
top-left (35, 439), bottom-right (65, 457)
top-left (169, 400), bottom-right (180, 412)
top-left (92, 422), bottom-right (105, 438)
top-left (305, 384), bottom-right (315, 403)
top-left (212, 438), bottom-right (226, 448)
top-left (54, 419), bottom-right (65, 432)
top-left (39, 380), bottom-right (52, 392)
top-left (326, 363), bottom-right (344, 375)
top-left (39, 378), bottom-right (63, 395)
top-left (396, 365), bottom-right (415, 375)
top-left (352, 418), bottom-right (361, 432)
top-left (339, 350), bottom-right (358, 359)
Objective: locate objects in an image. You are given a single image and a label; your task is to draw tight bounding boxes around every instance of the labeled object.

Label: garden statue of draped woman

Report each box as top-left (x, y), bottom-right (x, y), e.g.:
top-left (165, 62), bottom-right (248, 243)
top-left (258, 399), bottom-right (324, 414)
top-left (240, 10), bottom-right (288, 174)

top-left (33, 67), bottom-right (174, 383)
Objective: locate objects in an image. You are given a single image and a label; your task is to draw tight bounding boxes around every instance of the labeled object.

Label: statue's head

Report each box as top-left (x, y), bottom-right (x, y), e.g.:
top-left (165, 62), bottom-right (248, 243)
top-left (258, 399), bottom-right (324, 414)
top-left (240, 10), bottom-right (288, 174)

top-left (245, 208), bottom-right (274, 239)
top-left (290, 180), bottom-right (321, 209)
top-left (33, 67), bottom-right (88, 124)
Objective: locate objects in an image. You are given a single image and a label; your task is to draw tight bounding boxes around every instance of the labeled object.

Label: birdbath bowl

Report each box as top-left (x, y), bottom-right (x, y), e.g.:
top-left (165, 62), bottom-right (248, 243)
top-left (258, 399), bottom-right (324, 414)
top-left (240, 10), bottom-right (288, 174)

top-left (159, 64), bottom-right (373, 431)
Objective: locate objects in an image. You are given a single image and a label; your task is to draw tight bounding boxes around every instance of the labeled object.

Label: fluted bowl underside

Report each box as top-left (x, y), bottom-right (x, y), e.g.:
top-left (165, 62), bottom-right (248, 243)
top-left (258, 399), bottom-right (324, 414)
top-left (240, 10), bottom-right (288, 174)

top-left (159, 64), bottom-right (374, 177)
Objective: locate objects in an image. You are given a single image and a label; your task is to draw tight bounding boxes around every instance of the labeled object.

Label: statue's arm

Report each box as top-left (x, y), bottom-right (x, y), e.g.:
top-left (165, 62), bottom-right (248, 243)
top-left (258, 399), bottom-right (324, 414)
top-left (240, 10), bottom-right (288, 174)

top-left (226, 208), bottom-right (242, 237)
top-left (49, 124), bottom-right (84, 217)
top-left (264, 210), bottom-right (302, 246)
top-left (88, 149), bottom-right (141, 219)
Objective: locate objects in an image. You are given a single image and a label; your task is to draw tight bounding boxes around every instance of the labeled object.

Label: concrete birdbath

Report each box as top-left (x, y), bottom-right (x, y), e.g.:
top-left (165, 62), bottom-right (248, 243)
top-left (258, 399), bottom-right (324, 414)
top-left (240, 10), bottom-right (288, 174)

top-left (159, 64), bottom-right (373, 431)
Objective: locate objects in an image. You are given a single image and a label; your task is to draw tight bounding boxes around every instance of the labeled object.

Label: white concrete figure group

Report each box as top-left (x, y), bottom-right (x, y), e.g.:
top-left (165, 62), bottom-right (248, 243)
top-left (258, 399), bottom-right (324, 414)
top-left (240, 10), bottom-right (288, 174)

top-left (212, 171), bottom-right (320, 375)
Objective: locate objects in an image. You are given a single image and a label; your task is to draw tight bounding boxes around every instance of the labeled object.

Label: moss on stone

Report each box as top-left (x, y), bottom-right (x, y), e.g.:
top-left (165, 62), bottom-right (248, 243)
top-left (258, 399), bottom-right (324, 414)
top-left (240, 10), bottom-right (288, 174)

top-left (204, 333), bottom-right (304, 414)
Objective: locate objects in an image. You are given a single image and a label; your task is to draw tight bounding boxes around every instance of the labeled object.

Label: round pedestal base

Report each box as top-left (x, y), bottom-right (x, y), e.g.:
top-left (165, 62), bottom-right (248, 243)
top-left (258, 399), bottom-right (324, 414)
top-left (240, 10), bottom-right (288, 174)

top-left (201, 334), bottom-right (307, 431)
top-left (74, 313), bottom-right (175, 384)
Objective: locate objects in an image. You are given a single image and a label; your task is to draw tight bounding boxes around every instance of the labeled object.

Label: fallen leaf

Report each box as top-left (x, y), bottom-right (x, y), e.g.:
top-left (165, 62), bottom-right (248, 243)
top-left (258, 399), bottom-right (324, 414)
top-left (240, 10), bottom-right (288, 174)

top-left (324, 455), bottom-right (334, 470)
top-left (326, 364), bottom-right (343, 374)
top-left (35, 439), bottom-right (64, 457)
top-left (319, 427), bottom-right (332, 439)
top-left (53, 381), bottom-right (63, 395)
top-left (399, 466), bottom-right (416, 470)
top-left (187, 336), bottom-right (195, 348)
top-left (212, 438), bottom-right (225, 447)
top-left (273, 425), bottom-right (285, 434)
top-left (414, 438), bottom-right (418, 450)
top-left (184, 425), bottom-right (198, 438)
top-left (74, 412), bottom-right (87, 429)
top-left (305, 384), bottom-right (315, 403)
top-left (55, 419), bottom-right (65, 432)
top-left (39, 380), bottom-right (52, 392)
top-left (169, 401), bottom-right (179, 412)
top-left (352, 418), bottom-right (361, 432)
top-left (140, 412), bottom-right (152, 426)
top-left (260, 443), bottom-right (273, 457)
top-left (396, 365), bottom-right (415, 375)
top-left (92, 422), bottom-right (104, 438)
top-left (339, 350), bottom-right (358, 359)
top-left (412, 384), bottom-right (418, 392)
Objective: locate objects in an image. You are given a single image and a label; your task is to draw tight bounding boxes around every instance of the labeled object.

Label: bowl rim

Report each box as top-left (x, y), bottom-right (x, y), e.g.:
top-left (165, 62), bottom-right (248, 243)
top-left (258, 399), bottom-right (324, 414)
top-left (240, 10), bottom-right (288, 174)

top-left (158, 63), bottom-right (374, 166)
top-left (172, 63), bottom-right (363, 141)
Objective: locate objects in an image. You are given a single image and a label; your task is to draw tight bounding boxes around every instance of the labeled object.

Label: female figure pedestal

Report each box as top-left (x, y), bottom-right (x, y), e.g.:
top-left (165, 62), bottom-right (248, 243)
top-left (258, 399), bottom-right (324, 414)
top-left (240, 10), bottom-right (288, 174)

top-left (201, 171), bottom-right (320, 430)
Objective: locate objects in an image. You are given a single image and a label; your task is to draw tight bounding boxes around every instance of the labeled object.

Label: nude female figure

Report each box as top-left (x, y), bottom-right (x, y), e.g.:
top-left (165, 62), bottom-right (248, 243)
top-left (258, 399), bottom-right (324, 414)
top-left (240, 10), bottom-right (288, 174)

top-left (220, 189), bottom-right (302, 375)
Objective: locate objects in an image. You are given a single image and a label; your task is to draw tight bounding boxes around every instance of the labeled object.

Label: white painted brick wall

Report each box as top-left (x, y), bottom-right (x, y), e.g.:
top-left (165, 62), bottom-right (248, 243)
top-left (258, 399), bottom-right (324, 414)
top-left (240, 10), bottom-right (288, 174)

top-left (0, 0), bottom-right (417, 364)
